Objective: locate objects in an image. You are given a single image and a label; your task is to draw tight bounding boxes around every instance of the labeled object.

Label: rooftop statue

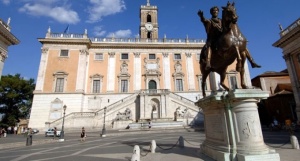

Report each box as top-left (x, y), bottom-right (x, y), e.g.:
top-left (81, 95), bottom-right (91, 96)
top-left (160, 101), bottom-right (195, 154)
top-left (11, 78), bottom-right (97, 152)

top-left (198, 2), bottom-right (261, 97)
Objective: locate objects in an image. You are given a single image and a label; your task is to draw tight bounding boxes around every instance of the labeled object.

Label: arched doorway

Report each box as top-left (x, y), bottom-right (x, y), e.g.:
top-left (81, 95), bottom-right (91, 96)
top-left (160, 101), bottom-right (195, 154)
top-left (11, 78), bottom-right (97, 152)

top-left (150, 98), bottom-right (160, 119)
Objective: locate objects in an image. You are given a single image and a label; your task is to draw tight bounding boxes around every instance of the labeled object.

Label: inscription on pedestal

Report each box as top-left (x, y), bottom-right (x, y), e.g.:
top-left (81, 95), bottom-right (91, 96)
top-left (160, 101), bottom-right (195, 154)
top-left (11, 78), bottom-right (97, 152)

top-left (206, 114), bottom-right (224, 141)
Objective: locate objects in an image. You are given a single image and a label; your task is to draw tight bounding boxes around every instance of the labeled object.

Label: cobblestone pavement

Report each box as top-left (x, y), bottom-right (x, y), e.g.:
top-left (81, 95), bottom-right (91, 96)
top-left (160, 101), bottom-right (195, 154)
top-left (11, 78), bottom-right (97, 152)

top-left (0, 128), bottom-right (299, 161)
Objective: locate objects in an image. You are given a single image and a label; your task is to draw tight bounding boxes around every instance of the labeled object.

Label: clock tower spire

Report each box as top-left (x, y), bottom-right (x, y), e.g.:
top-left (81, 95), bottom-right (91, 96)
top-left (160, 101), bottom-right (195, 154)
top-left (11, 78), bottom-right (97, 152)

top-left (140, 1), bottom-right (158, 39)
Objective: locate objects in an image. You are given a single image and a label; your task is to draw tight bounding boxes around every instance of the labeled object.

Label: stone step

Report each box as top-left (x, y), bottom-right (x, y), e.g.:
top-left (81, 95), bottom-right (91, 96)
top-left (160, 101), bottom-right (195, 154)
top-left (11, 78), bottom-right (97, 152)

top-left (129, 121), bottom-right (184, 129)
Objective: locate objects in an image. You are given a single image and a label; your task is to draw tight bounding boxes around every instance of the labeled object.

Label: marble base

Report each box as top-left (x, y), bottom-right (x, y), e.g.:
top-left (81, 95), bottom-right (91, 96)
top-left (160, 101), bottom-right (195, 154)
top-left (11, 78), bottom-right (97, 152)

top-left (236, 153), bottom-right (280, 161)
top-left (195, 89), bottom-right (280, 161)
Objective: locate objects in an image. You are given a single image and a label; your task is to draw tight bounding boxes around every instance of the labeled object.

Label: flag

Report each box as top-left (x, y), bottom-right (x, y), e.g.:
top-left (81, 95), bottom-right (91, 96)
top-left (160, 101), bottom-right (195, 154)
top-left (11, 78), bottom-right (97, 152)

top-left (64, 25), bottom-right (69, 33)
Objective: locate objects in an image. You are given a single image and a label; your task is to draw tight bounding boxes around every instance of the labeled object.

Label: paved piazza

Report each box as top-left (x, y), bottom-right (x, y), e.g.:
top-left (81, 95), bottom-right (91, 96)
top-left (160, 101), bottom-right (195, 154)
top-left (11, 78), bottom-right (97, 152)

top-left (0, 128), bottom-right (299, 161)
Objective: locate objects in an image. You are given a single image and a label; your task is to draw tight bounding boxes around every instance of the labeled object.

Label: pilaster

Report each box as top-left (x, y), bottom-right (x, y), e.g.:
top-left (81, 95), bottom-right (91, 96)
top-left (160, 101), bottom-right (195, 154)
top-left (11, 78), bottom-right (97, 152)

top-left (185, 52), bottom-right (195, 90)
top-left (162, 52), bottom-right (171, 89)
top-left (134, 52), bottom-right (141, 91)
top-left (107, 52), bottom-right (116, 92)
top-left (35, 48), bottom-right (49, 92)
top-left (75, 49), bottom-right (88, 92)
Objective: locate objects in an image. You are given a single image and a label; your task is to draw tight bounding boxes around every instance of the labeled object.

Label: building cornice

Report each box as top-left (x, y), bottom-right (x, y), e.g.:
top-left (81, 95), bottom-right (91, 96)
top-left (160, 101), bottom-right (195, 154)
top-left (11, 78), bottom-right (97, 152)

top-left (273, 18), bottom-right (300, 48)
top-left (0, 23), bottom-right (19, 45)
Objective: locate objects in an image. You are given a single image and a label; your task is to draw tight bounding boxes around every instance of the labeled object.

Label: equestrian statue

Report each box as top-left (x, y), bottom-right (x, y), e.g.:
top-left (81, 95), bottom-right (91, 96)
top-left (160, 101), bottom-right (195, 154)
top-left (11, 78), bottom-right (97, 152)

top-left (198, 2), bottom-right (261, 97)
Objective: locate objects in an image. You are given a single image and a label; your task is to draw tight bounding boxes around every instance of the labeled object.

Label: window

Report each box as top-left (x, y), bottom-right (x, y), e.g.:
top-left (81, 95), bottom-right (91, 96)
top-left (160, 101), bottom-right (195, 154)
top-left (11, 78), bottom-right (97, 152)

top-left (174, 54), bottom-right (181, 60)
top-left (149, 54), bottom-right (156, 60)
top-left (60, 50), bottom-right (69, 57)
top-left (147, 14), bottom-right (152, 23)
top-left (53, 71), bottom-right (68, 92)
top-left (93, 80), bottom-right (100, 93)
top-left (121, 53), bottom-right (129, 60)
top-left (121, 80), bottom-right (128, 92)
top-left (176, 79), bottom-right (183, 91)
top-left (90, 74), bottom-right (103, 93)
top-left (55, 78), bottom-right (64, 92)
top-left (95, 53), bottom-right (103, 60)
top-left (229, 76), bottom-right (238, 90)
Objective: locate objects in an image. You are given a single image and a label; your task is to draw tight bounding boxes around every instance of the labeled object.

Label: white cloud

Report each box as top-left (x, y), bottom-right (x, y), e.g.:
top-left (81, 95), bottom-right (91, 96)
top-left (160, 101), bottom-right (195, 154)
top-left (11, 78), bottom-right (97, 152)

top-left (1, 0), bottom-right (10, 5)
top-left (87, 0), bottom-right (126, 23)
top-left (93, 26), bottom-right (107, 37)
top-left (19, 1), bottom-right (80, 24)
top-left (107, 29), bottom-right (131, 38)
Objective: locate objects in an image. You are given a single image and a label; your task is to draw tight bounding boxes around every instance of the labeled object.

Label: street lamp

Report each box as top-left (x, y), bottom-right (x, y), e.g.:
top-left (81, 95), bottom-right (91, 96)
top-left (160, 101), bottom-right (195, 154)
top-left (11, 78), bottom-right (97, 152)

top-left (101, 107), bottom-right (107, 137)
top-left (59, 105), bottom-right (67, 142)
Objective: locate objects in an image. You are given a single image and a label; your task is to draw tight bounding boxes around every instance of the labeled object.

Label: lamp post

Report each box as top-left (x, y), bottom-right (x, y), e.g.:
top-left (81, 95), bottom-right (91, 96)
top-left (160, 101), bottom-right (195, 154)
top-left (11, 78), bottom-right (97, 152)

top-left (101, 107), bottom-right (107, 137)
top-left (59, 105), bottom-right (67, 142)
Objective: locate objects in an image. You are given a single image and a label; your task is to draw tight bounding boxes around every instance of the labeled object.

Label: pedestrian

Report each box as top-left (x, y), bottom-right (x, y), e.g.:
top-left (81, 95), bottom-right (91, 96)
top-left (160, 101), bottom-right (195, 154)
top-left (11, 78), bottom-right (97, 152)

top-left (7, 126), bottom-right (11, 134)
top-left (14, 126), bottom-right (18, 134)
top-left (148, 120), bottom-right (152, 129)
top-left (3, 128), bottom-right (7, 137)
top-left (80, 127), bottom-right (86, 142)
top-left (53, 127), bottom-right (57, 139)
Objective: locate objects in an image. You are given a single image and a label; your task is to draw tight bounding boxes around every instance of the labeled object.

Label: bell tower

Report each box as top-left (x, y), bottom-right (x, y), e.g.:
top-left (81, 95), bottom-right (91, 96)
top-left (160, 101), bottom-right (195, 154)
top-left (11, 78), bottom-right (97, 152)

top-left (140, 0), bottom-right (158, 39)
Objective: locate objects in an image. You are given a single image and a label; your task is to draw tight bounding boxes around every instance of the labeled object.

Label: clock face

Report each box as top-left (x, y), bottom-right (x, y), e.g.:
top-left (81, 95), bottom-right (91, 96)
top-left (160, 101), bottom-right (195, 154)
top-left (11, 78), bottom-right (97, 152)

top-left (145, 23), bottom-right (153, 31)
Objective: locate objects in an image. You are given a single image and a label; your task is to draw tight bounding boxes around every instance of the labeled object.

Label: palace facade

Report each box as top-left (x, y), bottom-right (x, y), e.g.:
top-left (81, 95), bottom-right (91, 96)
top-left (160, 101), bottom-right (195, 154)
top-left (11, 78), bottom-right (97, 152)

top-left (273, 18), bottom-right (300, 123)
top-left (0, 18), bottom-right (19, 80)
top-left (28, 1), bottom-right (252, 130)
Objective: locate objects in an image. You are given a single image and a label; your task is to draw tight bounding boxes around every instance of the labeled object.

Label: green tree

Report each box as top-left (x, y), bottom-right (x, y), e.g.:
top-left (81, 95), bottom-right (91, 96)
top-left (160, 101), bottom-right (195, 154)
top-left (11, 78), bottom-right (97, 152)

top-left (0, 74), bottom-right (35, 127)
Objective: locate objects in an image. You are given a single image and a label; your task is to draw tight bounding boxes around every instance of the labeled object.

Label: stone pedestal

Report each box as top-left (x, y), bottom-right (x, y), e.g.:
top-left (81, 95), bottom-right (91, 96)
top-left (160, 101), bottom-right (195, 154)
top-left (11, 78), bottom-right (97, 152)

top-left (195, 89), bottom-right (280, 161)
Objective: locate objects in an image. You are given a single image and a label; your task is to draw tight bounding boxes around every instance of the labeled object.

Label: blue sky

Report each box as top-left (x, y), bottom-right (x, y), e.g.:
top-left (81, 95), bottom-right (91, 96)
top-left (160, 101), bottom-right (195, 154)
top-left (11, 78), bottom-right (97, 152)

top-left (1, 0), bottom-right (300, 81)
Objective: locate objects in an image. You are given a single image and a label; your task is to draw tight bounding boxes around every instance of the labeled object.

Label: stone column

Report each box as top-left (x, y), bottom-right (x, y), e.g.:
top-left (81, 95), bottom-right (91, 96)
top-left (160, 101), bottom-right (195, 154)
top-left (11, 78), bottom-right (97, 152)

top-left (0, 50), bottom-right (7, 80)
top-left (185, 52), bottom-right (195, 90)
top-left (283, 54), bottom-right (300, 123)
top-left (107, 52), bottom-right (115, 92)
top-left (195, 89), bottom-right (280, 161)
top-left (75, 49), bottom-right (88, 92)
top-left (243, 62), bottom-right (252, 87)
top-left (134, 52), bottom-right (141, 91)
top-left (162, 53), bottom-right (171, 89)
top-left (35, 48), bottom-right (49, 91)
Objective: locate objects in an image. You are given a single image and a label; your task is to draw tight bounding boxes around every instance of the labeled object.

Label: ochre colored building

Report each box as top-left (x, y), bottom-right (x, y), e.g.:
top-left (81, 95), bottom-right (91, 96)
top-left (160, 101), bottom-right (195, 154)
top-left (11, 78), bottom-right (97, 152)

top-left (29, 1), bottom-right (252, 130)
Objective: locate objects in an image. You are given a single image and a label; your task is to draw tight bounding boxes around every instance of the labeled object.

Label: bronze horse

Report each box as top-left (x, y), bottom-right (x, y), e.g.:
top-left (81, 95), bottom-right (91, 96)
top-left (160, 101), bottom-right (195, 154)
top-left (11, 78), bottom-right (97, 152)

top-left (200, 2), bottom-right (249, 97)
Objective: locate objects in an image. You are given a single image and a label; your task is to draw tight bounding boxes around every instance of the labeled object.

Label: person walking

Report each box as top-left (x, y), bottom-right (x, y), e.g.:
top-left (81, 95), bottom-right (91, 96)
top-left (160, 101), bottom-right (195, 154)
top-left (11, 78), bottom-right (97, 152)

top-left (148, 120), bottom-right (152, 129)
top-left (14, 126), bottom-right (18, 134)
top-left (53, 127), bottom-right (57, 140)
top-left (80, 127), bottom-right (86, 142)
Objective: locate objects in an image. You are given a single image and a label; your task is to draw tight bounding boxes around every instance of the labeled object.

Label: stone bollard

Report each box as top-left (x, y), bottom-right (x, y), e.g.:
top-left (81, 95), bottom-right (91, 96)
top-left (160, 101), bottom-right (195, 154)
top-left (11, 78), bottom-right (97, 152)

top-left (151, 140), bottom-right (156, 153)
top-left (179, 136), bottom-right (184, 148)
top-left (290, 135), bottom-right (300, 149)
top-left (131, 145), bottom-right (140, 161)
top-left (26, 134), bottom-right (32, 146)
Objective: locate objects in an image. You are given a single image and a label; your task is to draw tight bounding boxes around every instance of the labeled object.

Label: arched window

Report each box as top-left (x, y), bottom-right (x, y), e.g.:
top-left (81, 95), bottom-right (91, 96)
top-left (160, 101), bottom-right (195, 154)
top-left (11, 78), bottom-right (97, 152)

top-left (148, 80), bottom-right (157, 89)
top-left (147, 14), bottom-right (151, 23)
